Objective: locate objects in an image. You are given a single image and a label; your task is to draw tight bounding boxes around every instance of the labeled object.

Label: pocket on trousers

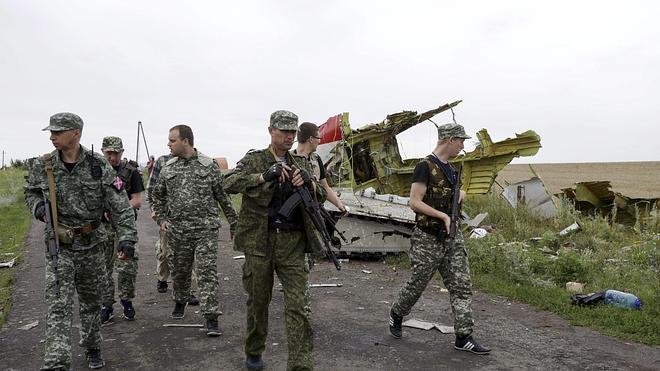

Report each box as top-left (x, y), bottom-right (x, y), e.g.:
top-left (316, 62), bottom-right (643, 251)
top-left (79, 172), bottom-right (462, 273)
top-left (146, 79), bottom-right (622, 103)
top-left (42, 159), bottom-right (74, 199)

top-left (241, 261), bottom-right (253, 292)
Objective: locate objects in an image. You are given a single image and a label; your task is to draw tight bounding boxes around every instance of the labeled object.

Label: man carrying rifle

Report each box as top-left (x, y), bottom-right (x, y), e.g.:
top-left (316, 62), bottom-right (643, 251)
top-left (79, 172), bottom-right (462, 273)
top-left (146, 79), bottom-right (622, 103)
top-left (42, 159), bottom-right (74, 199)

top-left (224, 110), bottom-right (326, 371)
top-left (24, 112), bottom-right (138, 370)
top-left (388, 123), bottom-right (490, 355)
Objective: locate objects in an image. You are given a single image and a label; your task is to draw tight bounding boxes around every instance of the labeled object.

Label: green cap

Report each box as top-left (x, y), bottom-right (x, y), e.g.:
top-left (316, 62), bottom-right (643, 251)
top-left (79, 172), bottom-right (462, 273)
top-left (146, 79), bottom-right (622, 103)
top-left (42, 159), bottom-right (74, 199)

top-left (42, 112), bottom-right (84, 132)
top-left (437, 123), bottom-right (471, 140)
top-left (101, 136), bottom-right (124, 152)
top-left (270, 110), bottom-right (298, 131)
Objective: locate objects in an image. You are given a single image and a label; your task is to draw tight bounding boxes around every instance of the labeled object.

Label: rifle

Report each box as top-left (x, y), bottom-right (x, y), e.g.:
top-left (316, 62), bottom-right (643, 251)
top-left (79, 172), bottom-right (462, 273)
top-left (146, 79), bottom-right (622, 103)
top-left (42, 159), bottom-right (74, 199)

top-left (278, 181), bottom-right (342, 271)
top-left (448, 162), bottom-right (462, 239)
top-left (42, 194), bottom-right (60, 298)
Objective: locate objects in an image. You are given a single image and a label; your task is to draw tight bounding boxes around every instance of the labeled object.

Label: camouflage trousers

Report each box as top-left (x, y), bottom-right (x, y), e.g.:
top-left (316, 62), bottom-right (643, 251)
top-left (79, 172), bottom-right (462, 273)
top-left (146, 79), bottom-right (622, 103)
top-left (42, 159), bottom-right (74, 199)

top-left (392, 227), bottom-right (474, 337)
top-left (101, 228), bottom-right (139, 306)
top-left (156, 229), bottom-right (198, 292)
top-left (168, 227), bottom-right (219, 318)
top-left (242, 230), bottom-right (313, 371)
top-left (43, 244), bottom-right (104, 370)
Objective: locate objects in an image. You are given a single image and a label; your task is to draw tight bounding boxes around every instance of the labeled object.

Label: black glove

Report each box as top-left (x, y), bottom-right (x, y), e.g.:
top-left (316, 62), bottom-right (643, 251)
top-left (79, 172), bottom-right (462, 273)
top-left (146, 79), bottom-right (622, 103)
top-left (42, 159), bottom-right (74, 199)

top-left (117, 240), bottom-right (135, 258)
top-left (35, 201), bottom-right (46, 222)
top-left (262, 164), bottom-right (283, 182)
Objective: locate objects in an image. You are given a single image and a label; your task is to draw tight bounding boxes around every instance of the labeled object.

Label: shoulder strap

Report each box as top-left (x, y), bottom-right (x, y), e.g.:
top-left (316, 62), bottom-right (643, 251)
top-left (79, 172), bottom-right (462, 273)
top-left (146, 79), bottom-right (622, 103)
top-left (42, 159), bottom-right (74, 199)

top-left (42, 153), bottom-right (60, 239)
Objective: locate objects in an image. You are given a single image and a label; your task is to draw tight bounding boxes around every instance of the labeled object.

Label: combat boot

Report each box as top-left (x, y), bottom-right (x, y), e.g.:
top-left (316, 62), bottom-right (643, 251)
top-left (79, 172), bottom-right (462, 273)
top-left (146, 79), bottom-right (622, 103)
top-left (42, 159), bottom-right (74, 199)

top-left (100, 305), bottom-right (113, 325)
top-left (245, 355), bottom-right (264, 370)
top-left (188, 294), bottom-right (200, 306)
top-left (389, 308), bottom-right (403, 338)
top-left (171, 301), bottom-right (186, 319)
top-left (121, 299), bottom-right (136, 320)
top-left (206, 317), bottom-right (222, 337)
top-left (157, 280), bottom-right (168, 293)
top-left (85, 348), bottom-right (105, 369)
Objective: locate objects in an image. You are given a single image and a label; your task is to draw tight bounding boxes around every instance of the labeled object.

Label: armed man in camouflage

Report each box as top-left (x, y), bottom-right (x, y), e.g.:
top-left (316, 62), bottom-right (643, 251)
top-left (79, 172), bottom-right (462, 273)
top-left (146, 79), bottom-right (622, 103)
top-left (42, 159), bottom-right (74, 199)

top-left (99, 136), bottom-right (144, 323)
top-left (24, 112), bottom-right (138, 370)
top-left (224, 110), bottom-right (327, 371)
top-left (388, 123), bottom-right (491, 355)
top-left (147, 153), bottom-right (200, 305)
top-left (150, 124), bottom-right (238, 336)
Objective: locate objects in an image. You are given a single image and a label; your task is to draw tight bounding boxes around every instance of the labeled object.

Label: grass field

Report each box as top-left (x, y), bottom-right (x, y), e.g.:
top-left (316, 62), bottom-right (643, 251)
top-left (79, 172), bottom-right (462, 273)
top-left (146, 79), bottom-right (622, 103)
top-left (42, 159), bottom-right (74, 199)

top-left (0, 169), bottom-right (30, 327)
top-left (496, 161), bottom-right (660, 198)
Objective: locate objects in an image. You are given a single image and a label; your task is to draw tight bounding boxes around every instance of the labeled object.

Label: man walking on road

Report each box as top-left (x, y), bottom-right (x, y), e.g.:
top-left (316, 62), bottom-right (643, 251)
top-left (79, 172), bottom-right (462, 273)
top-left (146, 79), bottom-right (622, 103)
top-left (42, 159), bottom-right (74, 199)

top-left (150, 124), bottom-right (238, 337)
top-left (99, 136), bottom-right (144, 323)
top-left (224, 110), bottom-right (326, 371)
top-left (388, 123), bottom-right (490, 355)
top-left (24, 112), bottom-right (138, 369)
top-left (147, 153), bottom-right (200, 306)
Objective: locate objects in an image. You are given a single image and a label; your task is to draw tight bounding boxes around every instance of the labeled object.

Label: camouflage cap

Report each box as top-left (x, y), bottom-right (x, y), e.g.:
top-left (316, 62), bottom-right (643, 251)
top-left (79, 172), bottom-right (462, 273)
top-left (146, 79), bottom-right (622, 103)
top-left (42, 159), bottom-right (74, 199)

top-left (437, 123), bottom-right (471, 140)
top-left (101, 136), bottom-right (124, 152)
top-left (269, 110), bottom-right (298, 131)
top-left (42, 112), bottom-right (84, 132)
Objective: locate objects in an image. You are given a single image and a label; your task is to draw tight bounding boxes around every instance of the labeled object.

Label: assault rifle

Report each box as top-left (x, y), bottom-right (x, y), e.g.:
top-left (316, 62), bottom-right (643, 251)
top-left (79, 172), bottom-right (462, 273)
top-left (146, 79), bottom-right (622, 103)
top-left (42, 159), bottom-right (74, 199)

top-left (448, 162), bottom-right (462, 239)
top-left (42, 194), bottom-right (60, 298)
top-left (278, 180), bottom-right (342, 271)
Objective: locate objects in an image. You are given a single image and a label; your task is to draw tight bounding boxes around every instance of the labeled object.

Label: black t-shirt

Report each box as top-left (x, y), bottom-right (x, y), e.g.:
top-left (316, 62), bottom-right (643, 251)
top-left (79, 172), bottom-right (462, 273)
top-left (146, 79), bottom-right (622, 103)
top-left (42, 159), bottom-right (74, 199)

top-left (114, 165), bottom-right (145, 199)
top-left (411, 156), bottom-right (455, 185)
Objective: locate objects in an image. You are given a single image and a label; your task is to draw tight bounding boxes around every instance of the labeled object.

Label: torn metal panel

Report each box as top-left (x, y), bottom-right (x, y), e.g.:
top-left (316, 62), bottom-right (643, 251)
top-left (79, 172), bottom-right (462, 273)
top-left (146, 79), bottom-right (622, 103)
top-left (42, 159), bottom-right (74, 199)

top-left (559, 181), bottom-right (658, 226)
top-left (501, 177), bottom-right (557, 219)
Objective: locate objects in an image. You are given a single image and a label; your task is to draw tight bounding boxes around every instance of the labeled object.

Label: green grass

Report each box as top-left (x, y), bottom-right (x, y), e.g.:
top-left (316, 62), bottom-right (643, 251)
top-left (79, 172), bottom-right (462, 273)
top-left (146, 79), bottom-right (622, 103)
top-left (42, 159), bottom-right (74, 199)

top-left (0, 169), bottom-right (30, 327)
top-left (387, 193), bottom-right (660, 345)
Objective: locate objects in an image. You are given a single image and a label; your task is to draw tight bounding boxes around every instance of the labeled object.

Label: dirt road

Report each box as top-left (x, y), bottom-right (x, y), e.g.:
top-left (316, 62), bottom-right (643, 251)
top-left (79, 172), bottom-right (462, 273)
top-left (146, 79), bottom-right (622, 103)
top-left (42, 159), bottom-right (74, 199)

top-left (2, 208), bottom-right (659, 370)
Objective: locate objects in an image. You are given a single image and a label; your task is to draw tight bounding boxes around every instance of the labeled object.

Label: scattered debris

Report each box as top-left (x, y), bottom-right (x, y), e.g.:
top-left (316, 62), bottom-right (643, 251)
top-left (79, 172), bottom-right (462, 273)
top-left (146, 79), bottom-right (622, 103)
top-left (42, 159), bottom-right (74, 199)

top-left (464, 212), bottom-right (489, 228)
top-left (232, 255), bottom-right (245, 260)
top-left (501, 177), bottom-right (556, 219)
top-left (162, 323), bottom-right (204, 328)
top-left (309, 283), bottom-right (343, 288)
top-left (559, 222), bottom-right (581, 236)
top-left (469, 228), bottom-right (488, 239)
top-left (402, 319), bottom-right (455, 334)
top-left (566, 282), bottom-right (585, 293)
top-left (361, 270), bottom-right (372, 274)
top-left (0, 257), bottom-right (17, 268)
top-left (18, 321), bottom-right (39, 330)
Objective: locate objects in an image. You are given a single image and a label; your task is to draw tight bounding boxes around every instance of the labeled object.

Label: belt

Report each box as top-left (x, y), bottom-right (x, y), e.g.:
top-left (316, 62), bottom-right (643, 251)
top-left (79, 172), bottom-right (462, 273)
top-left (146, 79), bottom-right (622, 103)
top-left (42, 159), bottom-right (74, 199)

top-left (61, 220), bottom-right (101, 236)
top-left (417, 225), bottom-right (447, 238)
top-left (268, 223), bottom-right (303, 232)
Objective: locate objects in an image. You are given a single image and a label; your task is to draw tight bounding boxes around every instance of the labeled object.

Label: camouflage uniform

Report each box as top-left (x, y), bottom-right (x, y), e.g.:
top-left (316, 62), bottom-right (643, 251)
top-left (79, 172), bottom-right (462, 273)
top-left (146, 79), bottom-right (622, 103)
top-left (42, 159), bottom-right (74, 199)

top-left (100, 137), bottom-right (142, 308)
top-left (24, 113), bottom-right (137, 370)
top-left (150, 150), bottom-right (237, 319)
top-left (392, 123), bottom-right (475, 337)
top-left (225, 111), bottom-right (326, 371)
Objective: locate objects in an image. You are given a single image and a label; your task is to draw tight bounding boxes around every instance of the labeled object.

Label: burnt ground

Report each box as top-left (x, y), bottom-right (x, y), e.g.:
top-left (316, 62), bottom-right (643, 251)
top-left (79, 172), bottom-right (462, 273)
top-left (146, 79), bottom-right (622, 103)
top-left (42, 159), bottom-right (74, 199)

top-left (2, 208), bottom-right (660, 371)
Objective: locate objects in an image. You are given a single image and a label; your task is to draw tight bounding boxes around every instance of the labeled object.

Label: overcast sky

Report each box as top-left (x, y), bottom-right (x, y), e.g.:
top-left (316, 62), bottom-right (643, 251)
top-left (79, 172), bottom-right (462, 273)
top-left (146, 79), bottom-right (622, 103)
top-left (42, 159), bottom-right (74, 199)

top-left (1, 0), bottom-right (658, 167)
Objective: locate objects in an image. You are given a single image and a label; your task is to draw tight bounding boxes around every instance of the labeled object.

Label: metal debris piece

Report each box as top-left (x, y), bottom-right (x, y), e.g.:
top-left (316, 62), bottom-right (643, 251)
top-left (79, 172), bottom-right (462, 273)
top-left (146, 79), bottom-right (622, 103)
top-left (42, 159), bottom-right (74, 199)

top-left (402, 319), bottom-right (455, 334)
top-left (18, 321), bottom-right (39, 330)
top-left (362, 270), bottom-right (372, 274)
top-left (162, 323), bottom-right (204, 328)
top-left (233, 255), bottom-right (245, 260)
top-left (566, 282), bottom-right (585, 293)
top-left (0, 257), bottom-right (17, 268)
top-left (309, 283), bottom-right (343, 288)
top-left (501, 177), bottom-right (556, 219)
top-left (464, 212), bottom-right (488, 228)
top-left (559, 222), bottom-right (581, 236)
top-left (469, 228), bottom-right (488, 239)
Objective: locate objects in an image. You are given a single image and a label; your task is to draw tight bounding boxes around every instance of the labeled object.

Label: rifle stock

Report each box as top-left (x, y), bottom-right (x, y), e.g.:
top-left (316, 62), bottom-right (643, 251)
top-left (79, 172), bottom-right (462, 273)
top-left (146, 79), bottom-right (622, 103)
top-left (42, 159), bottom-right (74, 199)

top-left (448, 162), bottom-right (462, 239)
top-left (42, 195), bottom-right (60, 298)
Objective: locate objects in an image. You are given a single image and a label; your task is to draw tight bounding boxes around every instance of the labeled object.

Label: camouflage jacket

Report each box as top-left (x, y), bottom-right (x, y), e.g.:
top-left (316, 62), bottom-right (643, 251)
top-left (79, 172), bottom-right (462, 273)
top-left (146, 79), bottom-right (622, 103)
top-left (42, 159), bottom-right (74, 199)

top-left (150, 150), bottom-right (238, 233)
top-left (147, 154), bottom-right (172, 208)
top-left (224, 145), bottom-right (327, 256)
top-left (24, 146), bottom-right (138, 249)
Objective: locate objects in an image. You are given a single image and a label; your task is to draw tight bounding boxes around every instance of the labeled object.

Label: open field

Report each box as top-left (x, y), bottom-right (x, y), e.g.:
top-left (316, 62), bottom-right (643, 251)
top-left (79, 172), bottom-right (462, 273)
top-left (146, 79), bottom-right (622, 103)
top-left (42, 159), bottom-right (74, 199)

top-left (496, 161), bottom-right (660, 198)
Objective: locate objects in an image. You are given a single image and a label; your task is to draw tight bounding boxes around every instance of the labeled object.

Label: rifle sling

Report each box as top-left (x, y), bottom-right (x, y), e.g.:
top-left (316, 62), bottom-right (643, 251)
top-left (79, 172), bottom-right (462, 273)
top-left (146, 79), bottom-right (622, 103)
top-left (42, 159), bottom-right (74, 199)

top-left (43, 153), bottom-right (60, 245)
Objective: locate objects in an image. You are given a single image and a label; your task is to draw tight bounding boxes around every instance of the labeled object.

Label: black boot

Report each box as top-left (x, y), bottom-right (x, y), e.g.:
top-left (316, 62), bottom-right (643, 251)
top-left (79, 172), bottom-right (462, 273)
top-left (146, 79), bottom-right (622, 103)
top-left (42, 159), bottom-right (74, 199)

top-left (157, 280), bottom-right (168, 293)
top-left (86, 348), bottom-right (105, 369)
top-left (100, 305), bottom-right (113, 325)
top-left (389, 308), bottom-right (403, 338)
top-left (245, 355), bottom-right (264, 370)
top-left (171, 301), bottom-right (186, 319)
top-left (206, 317), bottom-right (222, 337)
top-left (121, 299), bottom-right (136, 321)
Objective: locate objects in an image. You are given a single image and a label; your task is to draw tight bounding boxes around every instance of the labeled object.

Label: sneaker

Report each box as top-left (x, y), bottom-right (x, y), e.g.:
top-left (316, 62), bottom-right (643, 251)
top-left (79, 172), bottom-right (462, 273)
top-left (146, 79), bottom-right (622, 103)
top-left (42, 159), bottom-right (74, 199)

top-left (85, 348), bottom-right (105, 369)
top-left (171, 302), bottom-right (186, 319)
top-left (157, 280), bottom-right (168, 293)
top-left (454, 335), bottom-right (491, 355)
top-left (188, 295), bottom-right (200, 306)
top-left (121, 299), bottom-right (136, 321)
top-left (245, 355), bottom-right (264, 370)
top-left (206, 318), bottom-right (222, 337)
top-left (100, 305), bottom-right (114, 325)
top-left (389, 308), bottom-right (403, 338)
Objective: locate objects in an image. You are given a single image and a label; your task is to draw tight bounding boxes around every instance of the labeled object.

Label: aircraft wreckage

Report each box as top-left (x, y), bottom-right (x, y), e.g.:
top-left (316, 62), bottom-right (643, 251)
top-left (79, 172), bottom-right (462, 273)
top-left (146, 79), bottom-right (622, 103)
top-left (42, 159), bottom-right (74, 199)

top-left (315, 100), bottom-right (542, 254)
